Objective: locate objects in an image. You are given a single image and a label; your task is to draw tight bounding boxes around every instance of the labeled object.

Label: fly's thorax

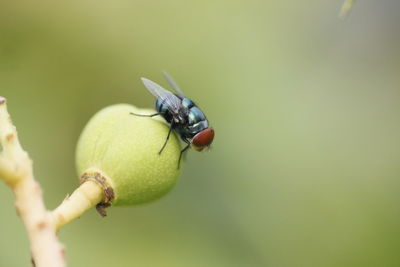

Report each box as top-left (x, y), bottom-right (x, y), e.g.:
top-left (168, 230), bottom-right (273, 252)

top-left (180, 101), bottom-right (209, 137)
top-left (187, 120), bottom-right (209, 135)
top-left (188, 106), bottom-right (206, 126)
top-left (181, 98), bottom-right (195, 109)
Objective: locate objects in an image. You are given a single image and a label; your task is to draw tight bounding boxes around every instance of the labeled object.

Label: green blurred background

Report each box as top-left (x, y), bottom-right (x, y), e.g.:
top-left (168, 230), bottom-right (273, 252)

top-left (1, 1), bottom-right (400, 266)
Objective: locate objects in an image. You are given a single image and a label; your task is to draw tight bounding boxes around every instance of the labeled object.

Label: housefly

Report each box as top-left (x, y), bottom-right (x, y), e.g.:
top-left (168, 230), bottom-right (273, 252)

top-left (130, 72), bottom-right (214, 168)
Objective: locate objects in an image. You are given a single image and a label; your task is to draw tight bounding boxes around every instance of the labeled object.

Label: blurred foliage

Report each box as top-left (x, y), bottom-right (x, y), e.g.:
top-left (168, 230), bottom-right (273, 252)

top-left (1, 0), bottom-right (400, 266)
top-left (340, 0), bottom-right (357, 18)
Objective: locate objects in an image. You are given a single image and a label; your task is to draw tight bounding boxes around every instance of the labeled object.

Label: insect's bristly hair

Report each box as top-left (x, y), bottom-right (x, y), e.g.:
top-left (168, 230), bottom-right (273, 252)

top-left (203, 146), bottom-right (212, 152)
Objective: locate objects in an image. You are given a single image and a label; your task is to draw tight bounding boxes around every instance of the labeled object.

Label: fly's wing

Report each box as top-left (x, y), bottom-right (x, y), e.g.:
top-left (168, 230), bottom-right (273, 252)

top-left (141, 77), bottom-right (182, 114)
top-left (162, 71), bottom-right (186, 98)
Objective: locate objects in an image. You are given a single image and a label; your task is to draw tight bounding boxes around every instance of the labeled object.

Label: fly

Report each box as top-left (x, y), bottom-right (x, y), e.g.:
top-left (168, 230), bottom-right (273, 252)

top-left (130, 72), bottom-right (215, 168)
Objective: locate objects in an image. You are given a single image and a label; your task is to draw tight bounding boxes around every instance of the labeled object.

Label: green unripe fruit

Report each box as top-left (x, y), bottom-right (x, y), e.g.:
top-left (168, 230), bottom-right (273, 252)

top-left (76, 104), bottom-right (182, 206)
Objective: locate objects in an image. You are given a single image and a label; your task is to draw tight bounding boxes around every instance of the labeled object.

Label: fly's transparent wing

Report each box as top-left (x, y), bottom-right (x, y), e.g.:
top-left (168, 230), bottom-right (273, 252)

top-left (162, 71), bottom-right (185, 98)
top-left (141, 77), bottom-right (182, 113)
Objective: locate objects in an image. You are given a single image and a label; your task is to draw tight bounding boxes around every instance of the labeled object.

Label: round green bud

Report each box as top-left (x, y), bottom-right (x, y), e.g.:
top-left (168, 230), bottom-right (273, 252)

top-left (75, 104), bottom-right (182, 206)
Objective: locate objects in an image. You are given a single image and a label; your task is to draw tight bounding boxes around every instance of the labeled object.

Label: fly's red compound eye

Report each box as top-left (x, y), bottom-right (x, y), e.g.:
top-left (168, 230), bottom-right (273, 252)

top-left (192, 128), bottom-right (215, 151)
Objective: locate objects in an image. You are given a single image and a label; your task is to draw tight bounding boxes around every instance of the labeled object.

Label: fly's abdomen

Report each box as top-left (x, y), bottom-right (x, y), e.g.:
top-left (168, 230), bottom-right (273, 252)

top-left (155, 97), bottom-right (173, 123)
top-left (155, 98), bottom-right (168, 113)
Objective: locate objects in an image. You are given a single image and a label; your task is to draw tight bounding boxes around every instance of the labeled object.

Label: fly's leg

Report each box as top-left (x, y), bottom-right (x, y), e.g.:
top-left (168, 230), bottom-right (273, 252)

top-left (159, 122), bottom-right (174, 155)
top-left (178, 137), bottom-right (191, 169)
top-left (178, 144), bottom-right (190, 169)
top-left (130, 112), bottom-right (161, 117)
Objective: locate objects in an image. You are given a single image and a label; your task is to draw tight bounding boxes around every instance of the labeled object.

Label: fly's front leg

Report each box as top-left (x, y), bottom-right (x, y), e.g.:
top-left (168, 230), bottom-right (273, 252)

top-left (159, 122), bottom-right (174, 155)
top-left (178, 137), bottom-right (191, 169)
top-left (130, 111), bottom-right (171, 154)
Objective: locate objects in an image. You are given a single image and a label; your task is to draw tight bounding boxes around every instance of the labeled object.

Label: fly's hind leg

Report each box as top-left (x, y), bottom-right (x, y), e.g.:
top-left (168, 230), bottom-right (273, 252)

top-left (130, 112), bottom-right (161, 117)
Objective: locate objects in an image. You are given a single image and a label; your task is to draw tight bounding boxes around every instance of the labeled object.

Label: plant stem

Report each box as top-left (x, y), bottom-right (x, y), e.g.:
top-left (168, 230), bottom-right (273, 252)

top-left (52, 180), bottom-right (104, 230)
top-left (0, 97), bottom-right (66, 267)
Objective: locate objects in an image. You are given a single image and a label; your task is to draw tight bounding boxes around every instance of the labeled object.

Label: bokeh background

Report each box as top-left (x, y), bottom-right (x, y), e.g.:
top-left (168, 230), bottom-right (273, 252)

top-left (1, 1), bottom-right (400, 266)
